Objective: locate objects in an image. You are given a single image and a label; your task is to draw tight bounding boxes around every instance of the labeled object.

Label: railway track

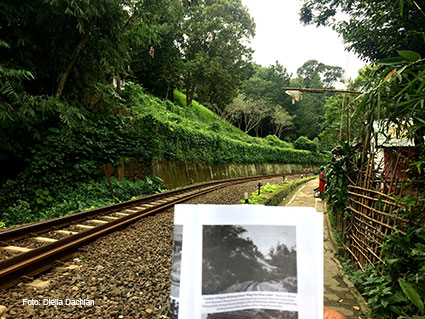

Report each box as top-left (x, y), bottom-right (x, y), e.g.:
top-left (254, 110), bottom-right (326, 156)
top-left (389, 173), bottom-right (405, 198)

top-left (0, 173), bottom-right (302, 289)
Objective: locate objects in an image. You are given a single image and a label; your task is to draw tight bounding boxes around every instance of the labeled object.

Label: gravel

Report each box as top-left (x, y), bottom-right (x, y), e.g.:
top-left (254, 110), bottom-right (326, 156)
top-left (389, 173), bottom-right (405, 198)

top-left (0, 175), bottom-right (301, 318)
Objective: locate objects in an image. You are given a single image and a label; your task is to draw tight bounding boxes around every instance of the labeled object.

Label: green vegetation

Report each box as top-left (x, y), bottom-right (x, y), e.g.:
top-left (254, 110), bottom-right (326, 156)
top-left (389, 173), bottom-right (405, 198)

top-left (1, 0), bottom-right (335, 228)
top-left (341, 227), bottom-right (425, 319)
top-left (293, 136), bottom-right (319, 153)
top-left (306, 0), bottom-right (425, 317)
top-left (242, 184), bottom-right (285, 204)
top-left (223, 60), bottom-right (344, 141)
top-left (242, 177), bottom-right (317, 205)
top-left (300, 0), bottom-right (425, 61)
top-left (3, 177), bottom-right (164, 227)
top-left (121, 84), bottom-right (327, 165)
top-left (0, 83), bottom-right (326, 227)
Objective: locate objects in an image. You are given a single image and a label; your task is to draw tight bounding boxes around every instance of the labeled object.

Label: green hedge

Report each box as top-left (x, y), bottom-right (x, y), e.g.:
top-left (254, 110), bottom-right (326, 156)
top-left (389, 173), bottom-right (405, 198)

top-left (294, 136), bottom-right (319, 153)
top-left (261, 176), bottom-right (317, 206)
top-left (134, 115), bottom-right (327, 164)
top-left (241, 176), bottom-right (317, 206)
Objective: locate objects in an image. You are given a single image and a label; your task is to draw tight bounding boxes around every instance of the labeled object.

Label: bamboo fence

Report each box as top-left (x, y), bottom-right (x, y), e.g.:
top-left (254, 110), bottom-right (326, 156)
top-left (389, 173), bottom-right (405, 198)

top-left (338, 151), bottom-right (424, 270)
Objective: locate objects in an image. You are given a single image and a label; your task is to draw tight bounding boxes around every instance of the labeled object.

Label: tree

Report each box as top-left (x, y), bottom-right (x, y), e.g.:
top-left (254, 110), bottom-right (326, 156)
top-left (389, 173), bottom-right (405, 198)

top-left (319, 66), bottom-right (372, 150)
top-left (296, 60), bottom-right (343, 89)
top-left (299, 0), bottom-right (425, 61)
top-left (180, 0), bottom-right (255, 108)
top-left (284, 60), bottom-right (343, 140)
top-left (226, 94), bottom-right (271, 134)
top-left (239, 62), bottom-right (293, 138)
top-left (268, 242), bottom-right (296, 278)
top-left (0, 0), bottom-right (179, 103)
top-left (202, 225), bottom-right (267, 294)
top-left (0, 0), bottom-right (181, 181)
top-left (269, 107), bottom-right (293, 138)
top-left (242, 62), bottom-right (292, 107)
top-left (130, 3), bottom-right (184, 100)
top-left (1, 0), bottom-right (128, 100)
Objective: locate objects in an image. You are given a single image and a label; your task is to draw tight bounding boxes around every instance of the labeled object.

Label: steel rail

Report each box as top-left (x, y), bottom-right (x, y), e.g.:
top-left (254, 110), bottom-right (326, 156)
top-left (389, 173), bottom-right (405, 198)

top-left (0, 174), bottom-right (291, 288)
top-left (0, 174), bottom-right (283, 242)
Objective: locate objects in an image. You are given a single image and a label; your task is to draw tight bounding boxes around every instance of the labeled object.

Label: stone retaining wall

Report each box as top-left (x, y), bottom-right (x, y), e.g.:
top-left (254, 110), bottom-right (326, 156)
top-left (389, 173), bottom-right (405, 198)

top-left (123, 158), bottom-right (320, 188)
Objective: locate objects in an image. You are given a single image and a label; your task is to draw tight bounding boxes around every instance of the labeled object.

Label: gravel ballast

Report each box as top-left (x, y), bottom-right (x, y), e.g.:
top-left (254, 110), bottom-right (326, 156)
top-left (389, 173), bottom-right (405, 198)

top-left (0, 175), bottom-right (305, 318)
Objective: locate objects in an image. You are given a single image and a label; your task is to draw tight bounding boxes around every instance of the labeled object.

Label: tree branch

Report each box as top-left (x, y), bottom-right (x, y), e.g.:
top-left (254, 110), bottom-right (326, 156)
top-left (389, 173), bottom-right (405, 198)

top-left (55, 19), bottom-right (96, 100)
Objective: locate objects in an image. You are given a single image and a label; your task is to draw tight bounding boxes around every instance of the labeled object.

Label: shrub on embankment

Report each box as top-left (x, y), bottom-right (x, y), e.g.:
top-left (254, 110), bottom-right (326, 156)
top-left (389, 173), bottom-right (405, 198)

top-left (0, 83), bottom-right (327, 227)
top-left (242, 176), bottom-right (317, 205)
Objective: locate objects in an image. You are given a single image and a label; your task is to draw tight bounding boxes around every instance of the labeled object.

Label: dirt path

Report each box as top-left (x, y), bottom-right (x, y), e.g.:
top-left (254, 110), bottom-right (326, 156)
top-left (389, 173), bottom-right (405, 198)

top-left (284, 178), bottom-right (369, 319)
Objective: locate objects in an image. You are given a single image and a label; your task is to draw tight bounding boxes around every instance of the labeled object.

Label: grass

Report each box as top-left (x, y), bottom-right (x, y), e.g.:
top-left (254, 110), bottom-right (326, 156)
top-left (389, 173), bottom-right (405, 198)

top-left (130, 86), bottom-right (295, 149)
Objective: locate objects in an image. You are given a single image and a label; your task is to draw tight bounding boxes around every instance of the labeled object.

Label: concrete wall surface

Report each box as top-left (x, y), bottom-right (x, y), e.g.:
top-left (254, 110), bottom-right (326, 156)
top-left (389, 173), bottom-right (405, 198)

top-left (124, 158), bottom-right (320, 188)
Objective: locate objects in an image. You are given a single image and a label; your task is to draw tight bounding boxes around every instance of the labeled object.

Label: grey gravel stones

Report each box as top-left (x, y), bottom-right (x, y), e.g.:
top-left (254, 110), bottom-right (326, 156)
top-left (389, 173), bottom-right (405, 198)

top-left (0, 176), bottom-right (287, 318)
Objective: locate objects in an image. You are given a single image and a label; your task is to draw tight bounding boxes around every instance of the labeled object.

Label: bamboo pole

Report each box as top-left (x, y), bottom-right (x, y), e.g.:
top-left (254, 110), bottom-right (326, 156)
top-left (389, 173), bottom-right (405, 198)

top-left (282, 87), bottom-right (362, 94)
top-left (338, 94), bottom-right (345, 141)
top-left (347, 95), bottom-right (351, 142)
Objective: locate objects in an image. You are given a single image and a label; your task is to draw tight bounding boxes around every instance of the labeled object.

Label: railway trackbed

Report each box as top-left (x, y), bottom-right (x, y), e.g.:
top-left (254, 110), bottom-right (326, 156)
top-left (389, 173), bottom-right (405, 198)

top-left (0, 174), bottom-right (290, 289)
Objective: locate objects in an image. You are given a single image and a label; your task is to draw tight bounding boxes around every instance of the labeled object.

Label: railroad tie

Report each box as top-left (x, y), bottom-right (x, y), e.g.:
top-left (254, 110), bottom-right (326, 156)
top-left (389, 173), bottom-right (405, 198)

top-left (88, 219), bottom-right (108, 224)
top-left (151, 199), bottom-right (170, 205)
top-left (123, 209), bottom-right (138, 214)
top-left (2, 246), bottom-right (32, 253)
top-left (114, 212), bottom-right (129, 216)
top-left (103, 216), bottom-right (119, 220)
top-left (33, 236), bottom-right (58, 243)
top-left (55, 230), bottom-right (78, 235)
top-left (75, 224), bottom-right (95, 229)
top-left (133, 206), bottom-right (147, 211)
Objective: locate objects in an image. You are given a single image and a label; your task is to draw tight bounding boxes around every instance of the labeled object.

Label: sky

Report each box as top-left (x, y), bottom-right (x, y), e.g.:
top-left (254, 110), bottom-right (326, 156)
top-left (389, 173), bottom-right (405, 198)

top-left (241, 0), bottom-right (367, 86)
top-left (241, 225), bottom-right (296, 256)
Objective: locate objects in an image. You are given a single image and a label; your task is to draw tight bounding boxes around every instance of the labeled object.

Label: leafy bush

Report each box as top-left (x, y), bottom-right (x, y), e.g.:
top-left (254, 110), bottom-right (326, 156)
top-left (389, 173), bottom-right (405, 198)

top-left (293, 136), bottom-right (319, 153)
top-left (344, 226), bottom-right (425, 318)
top-left (322, 141), bottom-right (358, 218)
top-left (2, 176), bottom-right (164, 227)
top-left (242, 184), bottom-right (284, 204)
top-left (265, 135), bottom-right (293, 149)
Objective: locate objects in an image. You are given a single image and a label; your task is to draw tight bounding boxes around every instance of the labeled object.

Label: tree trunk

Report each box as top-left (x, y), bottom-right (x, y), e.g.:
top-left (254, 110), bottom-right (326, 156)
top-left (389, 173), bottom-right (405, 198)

top-left (186, 84), bottom-right (194, 107)
top-left (116, 72), bottom-right (121, 94)
top-left (186, 93), bottom-right (191, 107)
top-left (55, 20), bottom-right (96, 100)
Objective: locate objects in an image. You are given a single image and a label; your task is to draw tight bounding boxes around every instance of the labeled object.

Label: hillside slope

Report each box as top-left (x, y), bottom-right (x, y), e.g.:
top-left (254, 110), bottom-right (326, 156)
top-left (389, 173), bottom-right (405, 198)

top-left (0, 83), bottom-right (326, 227)
top-left (121, 83), bottom-right (326, 164)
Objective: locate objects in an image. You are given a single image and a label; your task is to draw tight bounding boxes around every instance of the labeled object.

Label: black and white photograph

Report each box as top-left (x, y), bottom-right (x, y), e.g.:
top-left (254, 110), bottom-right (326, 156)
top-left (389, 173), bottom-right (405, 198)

top-left (170, 225), bottom-right (183, 319)
top-left (202, 225), bottom-right (297, 295)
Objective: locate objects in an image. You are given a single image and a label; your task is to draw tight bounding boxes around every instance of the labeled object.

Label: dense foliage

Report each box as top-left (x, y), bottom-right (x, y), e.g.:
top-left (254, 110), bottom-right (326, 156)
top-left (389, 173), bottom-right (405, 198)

top-left (0, 84), bottom-right (327, 227)
top-left (2, 177), bottom-right (164, 227)
top-left (344, 226), bottom-right (425, 319)
top-left (307, 0), bottom-right (425, 317)
top-left (348, 53), bottom-right (425, 318)
top-left (180, 0), bottom-right (255, 109)
top-left (288, 60), bottom-right (344, 140)
top-left (222, 60), bottom-right (344, 141)
top-left (321, 141), bottom-right (359, 218)
top-left (0, 1), bottom-right (335, 228)
top-left (202, 225), bottom-right (296, 294)
top-left (293, 136), bottom-right (319, 153)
